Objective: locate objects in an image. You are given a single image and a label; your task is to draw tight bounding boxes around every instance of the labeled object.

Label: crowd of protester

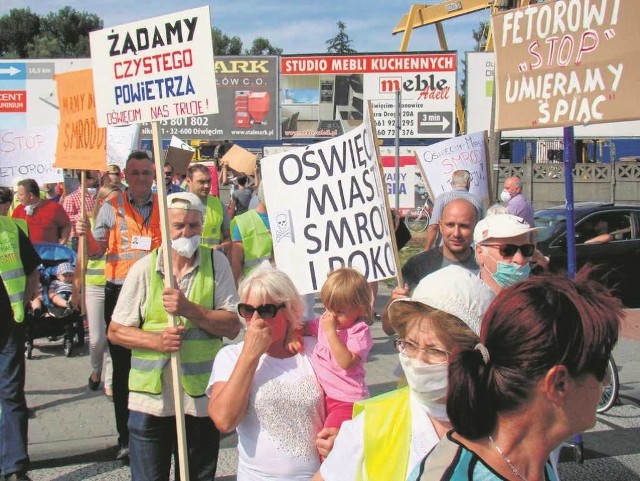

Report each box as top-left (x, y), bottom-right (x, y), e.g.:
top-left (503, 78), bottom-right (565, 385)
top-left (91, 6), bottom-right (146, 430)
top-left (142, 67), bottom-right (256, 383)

top-left (0, 157), bottom-right (621, 481)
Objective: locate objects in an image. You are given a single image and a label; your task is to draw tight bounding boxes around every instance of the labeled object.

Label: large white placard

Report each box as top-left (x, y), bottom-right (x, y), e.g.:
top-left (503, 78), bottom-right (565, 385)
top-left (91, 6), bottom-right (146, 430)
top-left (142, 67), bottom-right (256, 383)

top-left (414, 132), bottom-right (489, 203)
top-left (89, 6), bottom-right (218, 127)
top-left (0, 124), bottom-right (62, 187)
top-left (262, 110), bottom-right (397, 295)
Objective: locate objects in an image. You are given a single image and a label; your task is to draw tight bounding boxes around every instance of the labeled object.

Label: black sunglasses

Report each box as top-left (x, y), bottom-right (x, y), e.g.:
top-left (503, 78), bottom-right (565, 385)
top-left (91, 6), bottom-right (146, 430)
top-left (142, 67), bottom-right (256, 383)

top-left (238, 303), bottom-right (286, 319)
top-left (485, 243), bottom-right (535, 257)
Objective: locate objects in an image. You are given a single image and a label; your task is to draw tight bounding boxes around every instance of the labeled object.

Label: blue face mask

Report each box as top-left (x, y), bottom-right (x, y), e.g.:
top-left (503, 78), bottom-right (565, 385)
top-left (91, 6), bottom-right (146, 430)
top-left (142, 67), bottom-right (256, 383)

top-left (489, 260), bottom-right (531, 288)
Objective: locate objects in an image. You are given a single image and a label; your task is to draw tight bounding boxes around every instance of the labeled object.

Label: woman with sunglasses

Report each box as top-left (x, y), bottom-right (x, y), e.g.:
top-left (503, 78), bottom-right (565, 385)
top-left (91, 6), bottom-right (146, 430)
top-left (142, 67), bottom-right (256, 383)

top-left (313, 265), bottom-right (495, 481)
top-left (416, 269), bottom-right (621, 481)
top-left (207, 265), bottom-right (325, 480)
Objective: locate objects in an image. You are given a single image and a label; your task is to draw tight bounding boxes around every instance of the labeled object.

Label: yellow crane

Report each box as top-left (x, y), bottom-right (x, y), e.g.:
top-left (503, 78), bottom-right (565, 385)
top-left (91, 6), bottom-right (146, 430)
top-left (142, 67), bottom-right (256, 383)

top-left (392, 0), bottom-right (536, 134)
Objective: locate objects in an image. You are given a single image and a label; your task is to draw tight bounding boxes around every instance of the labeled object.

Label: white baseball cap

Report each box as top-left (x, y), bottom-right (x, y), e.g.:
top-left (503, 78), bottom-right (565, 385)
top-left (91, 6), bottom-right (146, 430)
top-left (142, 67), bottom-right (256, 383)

top-left (395, 265), bottom-right (495, 336)
top-left (167, 192), bottom-right (204, 215)
top-left (473, 213), bottom-right (538, 244)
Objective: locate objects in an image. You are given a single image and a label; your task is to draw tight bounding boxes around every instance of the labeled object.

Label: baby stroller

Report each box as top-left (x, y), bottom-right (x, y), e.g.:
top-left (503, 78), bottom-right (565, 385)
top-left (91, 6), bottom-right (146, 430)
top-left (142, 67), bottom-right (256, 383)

top-left (24, 243), bottom-right (85, 359)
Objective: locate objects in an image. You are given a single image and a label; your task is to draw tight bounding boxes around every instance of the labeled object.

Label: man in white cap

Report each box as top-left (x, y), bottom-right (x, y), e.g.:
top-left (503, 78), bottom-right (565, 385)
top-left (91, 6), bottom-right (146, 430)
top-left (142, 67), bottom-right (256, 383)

top-left (107, 192), bottom-right (241, 480)
top-left (474, 213), bottom-right (538, 294)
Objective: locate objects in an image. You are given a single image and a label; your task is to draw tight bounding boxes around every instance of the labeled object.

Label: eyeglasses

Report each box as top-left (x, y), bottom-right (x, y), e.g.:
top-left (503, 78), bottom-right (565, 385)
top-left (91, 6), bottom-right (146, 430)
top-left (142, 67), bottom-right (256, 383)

top-left (394, 339), bottom-right (450, 364)
top-left (484, 243), bottom-right (535, 257)
top-left (237, 303), bottom-right (286, 320)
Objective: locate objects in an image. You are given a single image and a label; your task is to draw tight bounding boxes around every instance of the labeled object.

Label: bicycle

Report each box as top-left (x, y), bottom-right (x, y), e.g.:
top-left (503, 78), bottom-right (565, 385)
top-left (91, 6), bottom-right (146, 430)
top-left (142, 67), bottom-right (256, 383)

top-left (597, 355), bottom-right (619, 414)
top-left (404, 193), bottom-right (433, 233)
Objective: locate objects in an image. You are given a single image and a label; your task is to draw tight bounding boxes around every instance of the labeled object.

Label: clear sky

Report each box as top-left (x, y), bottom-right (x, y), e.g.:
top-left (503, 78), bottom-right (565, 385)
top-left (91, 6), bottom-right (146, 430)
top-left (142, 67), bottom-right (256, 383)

top-left (3, 1), bottom-right (489, 59)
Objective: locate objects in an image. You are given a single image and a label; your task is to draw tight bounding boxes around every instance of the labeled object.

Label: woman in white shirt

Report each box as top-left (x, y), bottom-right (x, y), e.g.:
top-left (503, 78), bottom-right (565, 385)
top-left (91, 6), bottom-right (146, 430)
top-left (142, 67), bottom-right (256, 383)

top-left (207, 265), bottom-right (325, 481)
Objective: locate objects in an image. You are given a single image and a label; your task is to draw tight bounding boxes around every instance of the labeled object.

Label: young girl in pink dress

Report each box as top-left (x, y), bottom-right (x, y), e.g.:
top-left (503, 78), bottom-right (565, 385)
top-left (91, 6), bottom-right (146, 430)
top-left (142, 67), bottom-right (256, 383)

top-left (291, 267), bottom-right (374, 429)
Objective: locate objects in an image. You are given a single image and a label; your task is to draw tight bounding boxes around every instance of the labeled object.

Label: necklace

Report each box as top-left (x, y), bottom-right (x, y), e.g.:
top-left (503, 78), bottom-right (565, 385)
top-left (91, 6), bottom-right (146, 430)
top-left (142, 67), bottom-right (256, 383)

top-left (488, 435), bottom-right (529, 481)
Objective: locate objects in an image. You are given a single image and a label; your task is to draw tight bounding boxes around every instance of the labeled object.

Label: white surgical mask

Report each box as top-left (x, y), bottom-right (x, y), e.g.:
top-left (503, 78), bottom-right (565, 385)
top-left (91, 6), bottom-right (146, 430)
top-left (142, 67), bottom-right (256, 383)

top-left (87, 187), bottom-right (97, 197)
top-left (500, 189), bottom-right (512, 203)
top-left (171, 235), bottom-right (200, 258)
top-left (399, 353), bottom-right (449, 420)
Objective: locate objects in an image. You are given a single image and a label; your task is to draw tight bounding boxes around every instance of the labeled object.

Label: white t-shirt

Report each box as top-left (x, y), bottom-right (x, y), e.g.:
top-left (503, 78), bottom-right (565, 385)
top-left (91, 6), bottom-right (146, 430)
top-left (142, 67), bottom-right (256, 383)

top-left (208, 337), bottom-right (325, 481)
top-left (320, 394), bottom-right (439, 481)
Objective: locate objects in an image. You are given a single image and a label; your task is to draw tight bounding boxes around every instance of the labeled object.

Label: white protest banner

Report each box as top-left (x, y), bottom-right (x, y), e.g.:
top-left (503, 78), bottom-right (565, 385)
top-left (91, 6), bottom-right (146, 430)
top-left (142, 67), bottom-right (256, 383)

top-left (262, 109), bottom-right (397, 295)
top-left (414, 132), bottom-right (489, 203)
top-left (107, 124), bottom-right (141, 169)
top-left (89, 6), bottom-right (218, 128)
top-left (0, 124), bottom-right (62, 187)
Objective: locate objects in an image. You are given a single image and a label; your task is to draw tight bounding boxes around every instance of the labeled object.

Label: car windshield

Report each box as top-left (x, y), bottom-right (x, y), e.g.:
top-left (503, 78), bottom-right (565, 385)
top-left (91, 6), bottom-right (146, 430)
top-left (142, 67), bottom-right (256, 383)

top-left (534, 210), bottom-right (567, 242)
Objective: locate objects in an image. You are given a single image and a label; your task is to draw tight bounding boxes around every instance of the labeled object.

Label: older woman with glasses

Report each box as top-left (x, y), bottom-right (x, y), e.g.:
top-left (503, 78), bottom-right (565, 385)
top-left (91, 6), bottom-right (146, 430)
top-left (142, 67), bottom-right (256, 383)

top-left (416, 269), bottom-right (621, 481)
top-left (207, 265), bottom-right (325, 481)
top-left (313, 265), bottom-right (495, 481)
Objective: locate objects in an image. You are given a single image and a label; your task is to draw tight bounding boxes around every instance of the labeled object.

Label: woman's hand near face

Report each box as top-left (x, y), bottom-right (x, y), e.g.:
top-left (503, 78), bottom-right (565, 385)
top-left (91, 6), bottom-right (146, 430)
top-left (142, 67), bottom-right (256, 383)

top-left (242, 317), bottom-right (272, 359)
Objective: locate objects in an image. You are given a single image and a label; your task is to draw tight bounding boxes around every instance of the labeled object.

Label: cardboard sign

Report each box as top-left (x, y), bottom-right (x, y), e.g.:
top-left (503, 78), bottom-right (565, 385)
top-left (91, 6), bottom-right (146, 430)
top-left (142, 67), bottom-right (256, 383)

top-left (414, 132), bottom-right (489, 203)
top-left (262, 108), bottom-right (397, 295)
top-left (222, 144), bottom-right (256, 175)
top-left (493, 1), bottom-right (640, 130)
top-left (0, 125), bottom-right (63, 187)
top-left (54, 69), bottom-right (107, 170)
top-left (89, 6), bottom-right (218, 127)
top-left (165, 135), bottom-right (195, 175)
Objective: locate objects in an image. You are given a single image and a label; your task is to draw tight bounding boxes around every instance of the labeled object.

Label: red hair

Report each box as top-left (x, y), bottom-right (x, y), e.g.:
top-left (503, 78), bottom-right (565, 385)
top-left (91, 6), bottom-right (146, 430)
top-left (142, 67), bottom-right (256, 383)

top-left (447, 267), bottom-right (621, 439)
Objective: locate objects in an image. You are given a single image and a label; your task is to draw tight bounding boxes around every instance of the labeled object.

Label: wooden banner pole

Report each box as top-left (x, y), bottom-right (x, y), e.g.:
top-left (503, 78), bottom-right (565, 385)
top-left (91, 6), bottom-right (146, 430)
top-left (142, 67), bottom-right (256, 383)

top-left (78, 171), bottom-right (87, 315)
top-left (150, 121), bottom-right (190, 481)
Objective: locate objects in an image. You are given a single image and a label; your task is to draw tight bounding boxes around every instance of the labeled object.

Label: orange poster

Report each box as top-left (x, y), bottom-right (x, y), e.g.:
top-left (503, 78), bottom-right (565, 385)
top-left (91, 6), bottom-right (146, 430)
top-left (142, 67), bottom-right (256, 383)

top-left (54, 68), bottom-right (107, 170)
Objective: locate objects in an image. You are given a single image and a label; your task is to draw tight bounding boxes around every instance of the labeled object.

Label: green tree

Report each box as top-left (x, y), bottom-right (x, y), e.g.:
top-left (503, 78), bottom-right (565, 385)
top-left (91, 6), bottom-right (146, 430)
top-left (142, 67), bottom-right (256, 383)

top-left (0, 7), bottom-right (101, 58)
top-left (0, 8), bottom-right (41, 58)
top-left (38, 7), bottom-right (102, 57)
top-left (245, 37), bottom-right (282, 56)
top-left (326, 21), bottom-right (356, 54)
top-left (212, 27), bottom-right (243, 55)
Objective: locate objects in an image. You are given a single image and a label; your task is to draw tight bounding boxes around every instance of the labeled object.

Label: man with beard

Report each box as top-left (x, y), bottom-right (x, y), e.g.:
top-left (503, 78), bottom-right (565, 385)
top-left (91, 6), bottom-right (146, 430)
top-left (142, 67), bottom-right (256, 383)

top-left (382, 198), bottom-right (478, 335)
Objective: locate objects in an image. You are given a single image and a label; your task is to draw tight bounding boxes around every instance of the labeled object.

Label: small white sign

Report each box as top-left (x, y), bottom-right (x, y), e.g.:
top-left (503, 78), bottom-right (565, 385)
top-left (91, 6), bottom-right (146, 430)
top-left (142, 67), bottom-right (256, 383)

top-left (89, 6), bottom-right (218, 128)
top-left (414, 132), bottom-right (489, 203)
top-left (0, 124), bottom-right (63, 187)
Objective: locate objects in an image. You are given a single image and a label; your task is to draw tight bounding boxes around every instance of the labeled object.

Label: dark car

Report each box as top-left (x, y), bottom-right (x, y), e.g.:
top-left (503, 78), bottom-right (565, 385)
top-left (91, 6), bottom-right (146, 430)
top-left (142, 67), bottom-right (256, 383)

top-left (534, 202), bottom-right (640, 307)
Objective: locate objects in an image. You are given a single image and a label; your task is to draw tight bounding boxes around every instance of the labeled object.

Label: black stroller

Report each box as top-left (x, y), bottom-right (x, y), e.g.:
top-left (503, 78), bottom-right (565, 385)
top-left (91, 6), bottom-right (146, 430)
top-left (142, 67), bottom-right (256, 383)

top-left (24, 243), bottom-right (85, 359)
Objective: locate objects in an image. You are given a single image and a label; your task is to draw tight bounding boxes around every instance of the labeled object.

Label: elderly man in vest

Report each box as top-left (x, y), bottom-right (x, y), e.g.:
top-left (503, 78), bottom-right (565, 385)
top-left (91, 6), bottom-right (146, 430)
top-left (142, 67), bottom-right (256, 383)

top-left (108, 192), bottom-right (240, 480)
top-left (0, 216), bottom-right (40, 481)
top-left (76, 150), bottom-right (162, 461)
top-left (230, 183), bottom-right (273, 287)
top-left (185, 164), bottom-right (231, 255)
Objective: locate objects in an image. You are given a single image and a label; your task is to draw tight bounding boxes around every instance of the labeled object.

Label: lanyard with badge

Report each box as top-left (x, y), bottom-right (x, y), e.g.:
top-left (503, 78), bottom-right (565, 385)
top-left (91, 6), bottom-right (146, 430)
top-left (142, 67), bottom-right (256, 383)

top-left (130, 201), bottom-right (153, 251)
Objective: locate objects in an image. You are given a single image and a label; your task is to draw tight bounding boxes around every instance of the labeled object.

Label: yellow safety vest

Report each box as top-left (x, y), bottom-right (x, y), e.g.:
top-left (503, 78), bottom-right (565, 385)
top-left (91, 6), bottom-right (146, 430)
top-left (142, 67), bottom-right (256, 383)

top-left (201, 195), bottom-right (224, 247)
top-left (85, 219), bottom-right (106, 286)
top-left (231, 210), bottom-right (272, 275)
top-left (129, 246), bottom-right (222, 397)
top-left (13, 218), bottom-right (28, 235)
top-left (0, 217), bottom-right (27, 322)
top-left (353, 387), bottom-right (411, 481)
